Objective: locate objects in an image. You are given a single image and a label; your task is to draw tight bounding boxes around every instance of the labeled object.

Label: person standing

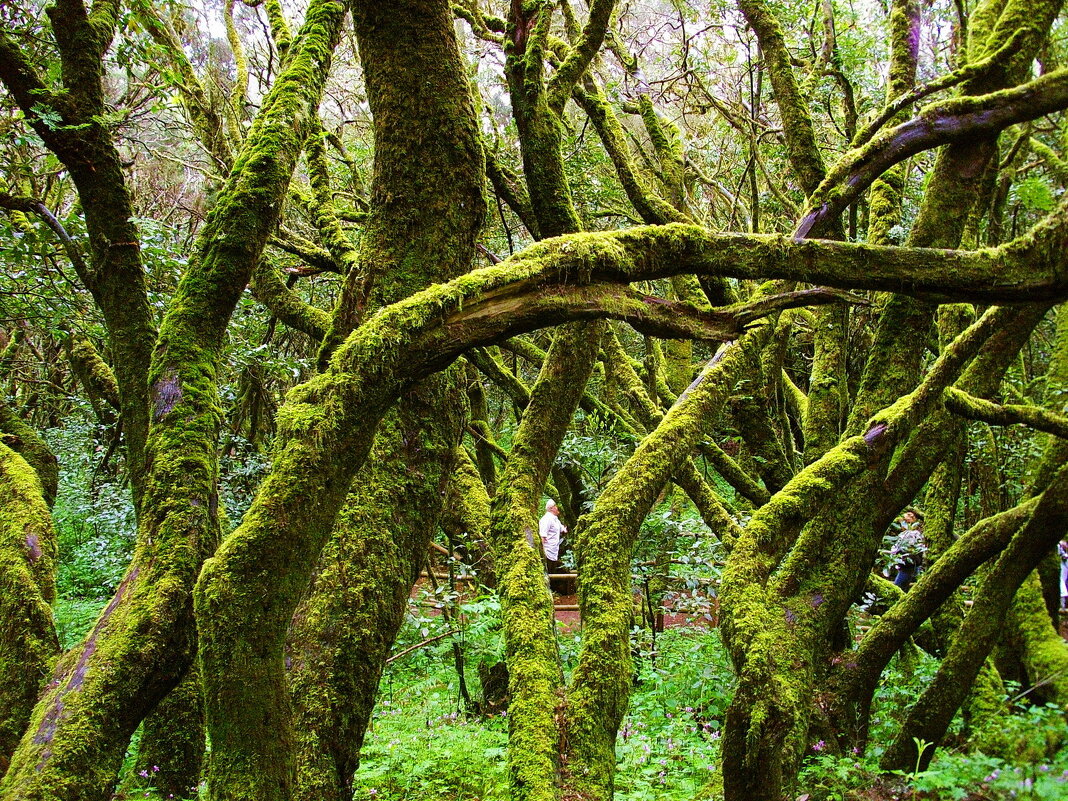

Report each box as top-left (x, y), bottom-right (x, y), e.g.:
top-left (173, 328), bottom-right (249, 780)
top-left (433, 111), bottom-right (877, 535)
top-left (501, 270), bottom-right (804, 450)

top-left (891, 509), bottom-right (926, 591)
top-left (539, 499), bottom-right (567, 576)
top-left (1058, 539), bottom-right (1068, 612)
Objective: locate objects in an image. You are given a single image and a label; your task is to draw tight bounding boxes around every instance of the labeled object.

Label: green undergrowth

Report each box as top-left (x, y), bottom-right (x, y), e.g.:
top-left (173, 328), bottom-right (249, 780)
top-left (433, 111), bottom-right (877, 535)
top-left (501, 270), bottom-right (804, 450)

top-left (352, 593), bottom-right (736, 801)
top-left (799, 651), bottom-right (1068, 801)
top-left (611, 628), bottom-right (735, 801)
top-left (352, 590), bottom-right (510, 801)
top-left (48, 416), bottom-right (137, 648)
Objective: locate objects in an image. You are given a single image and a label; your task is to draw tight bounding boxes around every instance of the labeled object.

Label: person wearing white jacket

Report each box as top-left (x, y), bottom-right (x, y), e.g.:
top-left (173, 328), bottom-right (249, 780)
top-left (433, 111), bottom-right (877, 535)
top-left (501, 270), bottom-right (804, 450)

top-left (539, 499), bottom-right (567, 574)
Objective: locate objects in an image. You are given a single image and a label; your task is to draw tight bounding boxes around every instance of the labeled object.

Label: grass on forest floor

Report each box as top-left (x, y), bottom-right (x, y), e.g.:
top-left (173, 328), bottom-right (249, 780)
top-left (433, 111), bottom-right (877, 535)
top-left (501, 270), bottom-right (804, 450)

top-left (346, 613), bottom-right (1068, 801)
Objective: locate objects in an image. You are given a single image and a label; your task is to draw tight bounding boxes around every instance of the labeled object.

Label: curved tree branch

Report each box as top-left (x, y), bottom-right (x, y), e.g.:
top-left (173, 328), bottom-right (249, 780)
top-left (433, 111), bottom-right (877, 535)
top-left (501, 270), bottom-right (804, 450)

top-left (797, 68), bottom-right (1068, 237)
top-left (944, 386), bottom-right (1068, 439)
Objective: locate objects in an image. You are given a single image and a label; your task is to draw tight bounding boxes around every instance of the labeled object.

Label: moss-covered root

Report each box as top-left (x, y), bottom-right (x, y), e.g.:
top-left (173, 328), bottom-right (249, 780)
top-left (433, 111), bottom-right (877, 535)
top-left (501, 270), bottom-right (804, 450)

top-left (288, 375), bottom-right (465, 801)
top-left (134, 669), bottom-right (206, 801)
top-left (0, 399), bottom-right (58, 507)
top-left (881, 462), bottom-right (1068, 773)
top-left (0, 442), bottom-right (58, 774)
top-left (564, 335), bottom-right (757, 800)
top-left (489, 321), bottom-right (606, 801)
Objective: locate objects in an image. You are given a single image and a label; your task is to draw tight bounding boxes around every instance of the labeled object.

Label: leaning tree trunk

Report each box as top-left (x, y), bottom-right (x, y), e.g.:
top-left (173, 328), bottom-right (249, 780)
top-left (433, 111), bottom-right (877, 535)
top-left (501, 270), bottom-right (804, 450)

top-left (0, 6), bottom-right (348, 800)
top-left (882, 463), bottom-right (1068, 772)
top-left (288, 375), bottom-right (467, 801)
top-left (283, 3), bottom-right (487, 798)
top-left (0, 442), bottom-right (58, 773)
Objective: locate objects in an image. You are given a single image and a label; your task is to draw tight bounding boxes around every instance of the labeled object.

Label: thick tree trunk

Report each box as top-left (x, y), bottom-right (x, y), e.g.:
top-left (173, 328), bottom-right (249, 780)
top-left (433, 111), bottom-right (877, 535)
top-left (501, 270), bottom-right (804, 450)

top-left (0, 443), bottom-right (58, 773)
top-left (288, 376), bottom-right (466, 801)
top-left (134, 670), bottom-right (206, 801)
top-left (284, 3), bottom-right (487, 796)
top-left (0, 7), bottom-right (347, 800)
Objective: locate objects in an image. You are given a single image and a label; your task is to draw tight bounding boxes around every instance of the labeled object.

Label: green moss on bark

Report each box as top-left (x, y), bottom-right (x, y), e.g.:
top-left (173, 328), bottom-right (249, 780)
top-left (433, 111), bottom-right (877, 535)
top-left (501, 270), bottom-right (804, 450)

top-left (134, 670), bottom-right (206, 800)
top-left (0, 442), bottom-right (58, 774)
top-left (0, 400), bottom-right (58, 507)
top-left (289, 375), bottom-right (466, 801)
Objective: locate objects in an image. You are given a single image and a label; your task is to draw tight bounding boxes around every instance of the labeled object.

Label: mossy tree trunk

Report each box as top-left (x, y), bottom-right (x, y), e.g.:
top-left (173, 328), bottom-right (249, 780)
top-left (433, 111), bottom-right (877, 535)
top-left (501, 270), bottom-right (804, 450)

top-left (133, 670), bottom-right (206, 801)
top-left (0, 1), bottom-right (156, 505)
top-left (0, 5), bottom-right (348, 800)
top-left (288, 376), bottom-right (468, 801)
top-left (283, 4), bottom-right (487, 799)
top-left (0, 443), bottom-right (58, 775)
top-left (1000, 304), bottom-right (1068, 704)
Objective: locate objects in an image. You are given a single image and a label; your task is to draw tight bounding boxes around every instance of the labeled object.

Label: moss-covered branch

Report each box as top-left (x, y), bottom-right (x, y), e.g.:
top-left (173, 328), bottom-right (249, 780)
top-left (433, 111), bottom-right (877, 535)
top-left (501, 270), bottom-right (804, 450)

top-left (882, 462), bottom-right (1068, 772)
top-left (571, 82), bottom-right (690, 226)
top-left (830, 498), bottom-right (1037, 744)
top-left (564, 310), bottom-right (779, 797)
top-left (736, 0), bottom-right (826, 196)
top-left (798, 68), bottom-right (1068, 236)
top-left (717, 306), bottom-right (1013, 801)
top-left (546, 0), bottom-right (615, 111)
top-left (0, 399), bottom-right (58, 507)
top-left (943, 386), bottom-right (1068, 439)
top-left (851, 24), bottom-right (1023, 149)
top-left (486, 150), bottom-right (542, 239)
top-left (64, 334), bottom-right (120, 420)
top-left (249, 258), bottom-right (332, 341)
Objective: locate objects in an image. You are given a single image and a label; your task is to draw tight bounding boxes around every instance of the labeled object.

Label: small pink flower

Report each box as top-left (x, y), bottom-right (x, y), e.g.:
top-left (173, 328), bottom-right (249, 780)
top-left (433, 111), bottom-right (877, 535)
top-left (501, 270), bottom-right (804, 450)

top-left (812, 740), bottom-right (826, 752)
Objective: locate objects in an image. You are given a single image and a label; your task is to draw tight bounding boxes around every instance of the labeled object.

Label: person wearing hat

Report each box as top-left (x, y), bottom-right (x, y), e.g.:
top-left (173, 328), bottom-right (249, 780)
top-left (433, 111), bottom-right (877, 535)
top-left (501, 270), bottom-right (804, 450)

top-left (890, 508), bottom-right (926, 590)
top-left (539, 499), bottom-right (567, 576)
